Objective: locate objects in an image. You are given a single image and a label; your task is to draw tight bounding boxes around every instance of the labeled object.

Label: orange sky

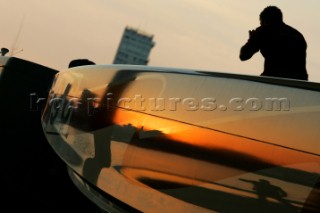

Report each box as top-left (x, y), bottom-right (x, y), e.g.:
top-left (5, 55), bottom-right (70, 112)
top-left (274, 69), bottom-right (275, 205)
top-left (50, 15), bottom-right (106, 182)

top-left (2, 0), bottom-right (320, 82)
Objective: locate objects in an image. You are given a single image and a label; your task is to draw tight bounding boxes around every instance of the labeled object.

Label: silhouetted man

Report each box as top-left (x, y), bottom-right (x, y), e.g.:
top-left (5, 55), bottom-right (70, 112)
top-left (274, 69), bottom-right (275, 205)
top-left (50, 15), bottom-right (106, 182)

top-left (240, 6), bottom-right (308, 80)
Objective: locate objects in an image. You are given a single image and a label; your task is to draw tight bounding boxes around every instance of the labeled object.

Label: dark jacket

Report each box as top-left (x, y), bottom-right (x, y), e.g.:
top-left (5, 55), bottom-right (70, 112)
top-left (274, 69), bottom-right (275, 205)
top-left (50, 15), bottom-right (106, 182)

top-left (240, 23), bottom-right (308, 80)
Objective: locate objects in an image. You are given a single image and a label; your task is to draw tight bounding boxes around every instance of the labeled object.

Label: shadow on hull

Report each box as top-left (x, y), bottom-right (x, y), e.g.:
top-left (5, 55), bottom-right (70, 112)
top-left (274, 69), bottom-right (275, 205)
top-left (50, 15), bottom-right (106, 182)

top-left (0, 57), bottom-right (100, 212)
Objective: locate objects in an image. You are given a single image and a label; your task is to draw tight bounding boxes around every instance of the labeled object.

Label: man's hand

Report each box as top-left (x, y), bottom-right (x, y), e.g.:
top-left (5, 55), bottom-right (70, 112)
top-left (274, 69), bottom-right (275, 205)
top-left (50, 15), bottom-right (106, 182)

top-left (249, 29), bottom-right (256, 38)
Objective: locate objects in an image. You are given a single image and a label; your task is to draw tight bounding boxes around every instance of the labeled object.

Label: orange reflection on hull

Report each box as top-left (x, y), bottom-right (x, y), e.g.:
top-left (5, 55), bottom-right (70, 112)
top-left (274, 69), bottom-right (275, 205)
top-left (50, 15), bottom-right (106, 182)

top-left (113, 107), bottom-right (320, 181)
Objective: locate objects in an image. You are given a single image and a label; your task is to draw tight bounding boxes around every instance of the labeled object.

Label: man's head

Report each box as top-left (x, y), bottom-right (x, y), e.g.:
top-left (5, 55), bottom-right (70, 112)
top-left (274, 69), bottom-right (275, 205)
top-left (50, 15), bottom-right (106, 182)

top-left (259, 6), bottom-right (283, 26)
top-left (68, 59), bottom-right (95, 68)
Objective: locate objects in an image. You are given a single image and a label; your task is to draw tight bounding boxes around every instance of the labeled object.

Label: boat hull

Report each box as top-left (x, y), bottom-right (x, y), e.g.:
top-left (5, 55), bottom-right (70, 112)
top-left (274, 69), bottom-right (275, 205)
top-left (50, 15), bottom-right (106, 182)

top-left (41, 65), bottom-right (320, 212)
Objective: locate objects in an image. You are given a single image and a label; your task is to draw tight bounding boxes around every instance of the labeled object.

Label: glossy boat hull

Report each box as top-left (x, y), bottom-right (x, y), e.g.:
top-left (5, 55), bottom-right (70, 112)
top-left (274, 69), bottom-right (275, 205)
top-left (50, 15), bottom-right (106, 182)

top-left (41, 64), bottom-right (320, 212)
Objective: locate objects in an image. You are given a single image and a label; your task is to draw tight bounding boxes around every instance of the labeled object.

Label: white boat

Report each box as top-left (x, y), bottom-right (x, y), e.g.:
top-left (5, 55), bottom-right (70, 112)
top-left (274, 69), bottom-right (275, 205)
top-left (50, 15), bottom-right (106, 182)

top-left (41, 63), bottom-right (320, 212)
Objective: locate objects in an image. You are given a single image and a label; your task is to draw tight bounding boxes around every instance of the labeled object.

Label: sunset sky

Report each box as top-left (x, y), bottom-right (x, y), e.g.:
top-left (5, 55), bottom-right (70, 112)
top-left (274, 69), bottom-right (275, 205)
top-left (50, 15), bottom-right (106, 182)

top-left (2, 0), bottom-right (320, 82)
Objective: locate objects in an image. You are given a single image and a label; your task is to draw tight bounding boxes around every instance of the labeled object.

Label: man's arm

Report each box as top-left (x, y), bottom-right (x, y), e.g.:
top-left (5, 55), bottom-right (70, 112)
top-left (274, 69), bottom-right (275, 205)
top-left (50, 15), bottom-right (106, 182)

top-left (239, 29), bottom-right (259, 61)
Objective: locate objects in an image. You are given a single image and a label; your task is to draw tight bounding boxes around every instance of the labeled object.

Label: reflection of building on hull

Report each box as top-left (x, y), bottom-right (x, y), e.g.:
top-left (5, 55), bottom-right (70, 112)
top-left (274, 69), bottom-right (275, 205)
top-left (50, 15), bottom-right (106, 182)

top-left (41, 64), bottom-right (320, 212)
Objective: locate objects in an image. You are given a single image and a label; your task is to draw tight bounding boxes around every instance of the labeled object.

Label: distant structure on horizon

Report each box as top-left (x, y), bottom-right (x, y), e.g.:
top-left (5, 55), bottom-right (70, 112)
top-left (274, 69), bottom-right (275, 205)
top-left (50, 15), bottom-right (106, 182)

top-left (113, 26), bottom-right (155, 65)
top-left (0, 47), bottom-right (9, 56)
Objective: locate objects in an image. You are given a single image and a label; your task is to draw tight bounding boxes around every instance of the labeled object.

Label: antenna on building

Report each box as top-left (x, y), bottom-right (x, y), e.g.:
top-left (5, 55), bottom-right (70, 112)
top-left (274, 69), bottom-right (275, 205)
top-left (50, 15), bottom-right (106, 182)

top-left (10, 14), bottom-right (25, 57)
top-left (142, 20), bottom-right (149, 32)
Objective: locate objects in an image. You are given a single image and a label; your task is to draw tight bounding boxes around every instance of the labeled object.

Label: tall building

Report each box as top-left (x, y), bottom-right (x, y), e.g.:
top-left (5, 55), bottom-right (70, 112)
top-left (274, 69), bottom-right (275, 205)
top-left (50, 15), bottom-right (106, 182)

top-left (113, 26), bottom-right (155, 65)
